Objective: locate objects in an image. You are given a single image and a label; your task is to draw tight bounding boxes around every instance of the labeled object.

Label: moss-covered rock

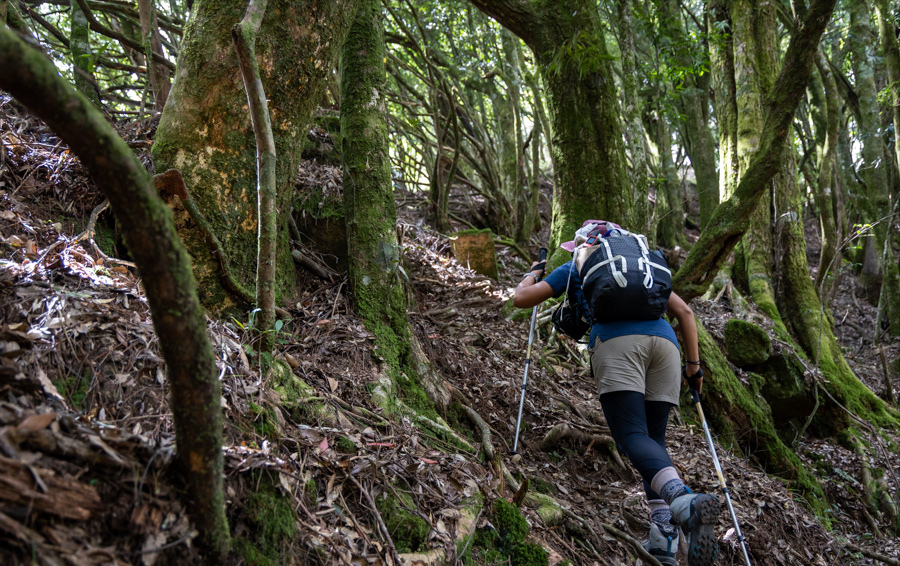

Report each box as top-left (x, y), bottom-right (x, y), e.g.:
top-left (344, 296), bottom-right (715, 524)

top-left (723, 318), bottom-right (772, 366)
top-left (755, 352), bottom-right (816, 442)
top-left (268, 358), bottom-right (331, 424)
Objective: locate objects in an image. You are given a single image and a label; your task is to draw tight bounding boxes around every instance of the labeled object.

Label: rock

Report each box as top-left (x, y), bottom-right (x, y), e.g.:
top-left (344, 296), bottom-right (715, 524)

top-left (723, 318), bottom-right (772, 366)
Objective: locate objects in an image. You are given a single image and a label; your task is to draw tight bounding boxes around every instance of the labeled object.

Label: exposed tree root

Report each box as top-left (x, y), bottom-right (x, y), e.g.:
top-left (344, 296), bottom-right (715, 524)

top-left (535, 422), bottom-right (625, 468)
top-left (845, 543), bottom-right (900, 566)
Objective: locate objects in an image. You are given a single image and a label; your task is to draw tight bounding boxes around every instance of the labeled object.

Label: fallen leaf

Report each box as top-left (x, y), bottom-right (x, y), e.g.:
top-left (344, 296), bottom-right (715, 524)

top-left (16, 412), bottom-right (57, 432)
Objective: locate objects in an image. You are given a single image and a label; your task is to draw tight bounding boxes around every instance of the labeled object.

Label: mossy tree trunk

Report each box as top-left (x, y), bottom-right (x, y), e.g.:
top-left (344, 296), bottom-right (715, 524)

top-left (672, 0), bottom-right (836, 300)
top-left (808, 54), bottom-right (841, 298)
top-left (651, 109), bottom-right (684, 249)
top-left (848, 0), bottom-right (900, 333)
top-left (615, 0), bottom-right (651, 237)
top-left (232, 0), bottom-right (277, 348)
top-left (0, 29), bottom-right (230, 558)
top-left (708, 0), bottom-right (739, 203)
top-left (469, 0), bottom-right (632, 257)
top-left (70, 0), bottom-right (100, 106)
top-left (681, 0), bottom-right (898, 509)
top-left (138, 0), bottom-right (171, 110)
top-left (659, 0), bottom-right (718, 230)
top-left (730, 0), bottom-right (782, 329)
top-left (152, 0), bottom-right (360, 315)
top-left (341, 0), bottom-right (448, 415)
top-left (872, 0), bottom-right (900, 335)
top-left (774, 142), bottom-right (898, 433)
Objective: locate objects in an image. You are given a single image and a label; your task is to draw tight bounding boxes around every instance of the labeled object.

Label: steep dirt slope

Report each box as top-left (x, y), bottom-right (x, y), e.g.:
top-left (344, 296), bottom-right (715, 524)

top-left (1, 96), bottom-right (898, 565)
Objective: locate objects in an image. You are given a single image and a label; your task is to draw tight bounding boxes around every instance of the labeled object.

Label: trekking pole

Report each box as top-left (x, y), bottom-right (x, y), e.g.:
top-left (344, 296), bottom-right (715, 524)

top-left (511, 247), bottom-right (547, 455)
top-left (691, 387), bottom-right (753, 566)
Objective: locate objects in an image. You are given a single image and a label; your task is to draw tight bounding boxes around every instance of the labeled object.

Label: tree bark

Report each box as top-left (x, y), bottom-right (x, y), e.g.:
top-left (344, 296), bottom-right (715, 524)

top-left (138, 0), bottom-right (171, 109)
top-left (341, 0), bottom-right (449, 413)
top-left (708, 0), bottom-right (739, 202)
top-left (672, 0), bottom-right (837, 301)
top-left (0, 29), bottom-right (230, 558)
top-left (810, 53), bottom-right (841, 297)
top-left (846, 0), bottom-right (900, 337)
top-left (469, 0), bottom-right (632, 255)
top-left (152, 0), bottom-right (360, 315)
top-left (731, 0), bottom-right (780, 325)
top-left (872, 0), bottom-right (900, 335)
top-left (661, 0), bottom-right (718, 230)
top-left (70, 0), bottom-right (100, 106)
top-left (232, 0), bottom-right (277, 349)
top-left (615, 0), bottom-right (652, 237)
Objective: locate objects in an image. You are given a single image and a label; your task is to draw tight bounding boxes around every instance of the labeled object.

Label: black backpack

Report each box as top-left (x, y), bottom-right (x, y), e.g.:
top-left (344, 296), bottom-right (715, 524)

top-left (550, 263), bottom-right (590, 341)
top-left (573, 228), bottom-right (672, 322)
top-left (552, 295), bottom-right (590, 341)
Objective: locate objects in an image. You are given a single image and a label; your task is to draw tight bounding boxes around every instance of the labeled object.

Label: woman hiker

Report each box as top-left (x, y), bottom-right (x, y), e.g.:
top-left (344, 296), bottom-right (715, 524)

top-left (513, 220), bottom-right (722, 566)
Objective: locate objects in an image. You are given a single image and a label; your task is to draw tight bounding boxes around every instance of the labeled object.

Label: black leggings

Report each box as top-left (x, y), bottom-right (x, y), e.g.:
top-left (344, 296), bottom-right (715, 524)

top-left (600, 390), bottom-right (673, 499)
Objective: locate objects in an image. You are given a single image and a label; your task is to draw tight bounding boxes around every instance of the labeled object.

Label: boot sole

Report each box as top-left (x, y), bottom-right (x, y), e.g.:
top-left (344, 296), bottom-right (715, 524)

top-left (686, 494), bottom-right (720, 566)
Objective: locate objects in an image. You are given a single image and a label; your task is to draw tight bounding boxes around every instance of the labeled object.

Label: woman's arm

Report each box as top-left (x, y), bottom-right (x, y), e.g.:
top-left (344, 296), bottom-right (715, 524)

top-left (667, 292), bottom-right (703, 389)
top-left (513, 264), bottom-right (555, 308)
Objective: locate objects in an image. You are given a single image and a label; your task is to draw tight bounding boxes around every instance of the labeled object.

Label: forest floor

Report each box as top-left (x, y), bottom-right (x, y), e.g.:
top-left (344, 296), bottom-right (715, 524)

top-left (1, 94), bottom-right (899, 566)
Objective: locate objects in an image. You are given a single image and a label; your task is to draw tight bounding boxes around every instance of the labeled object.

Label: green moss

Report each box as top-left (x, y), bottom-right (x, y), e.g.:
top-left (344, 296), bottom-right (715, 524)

top-left (529, 476), bottom-right (557, 495)
top-left (53, 372), bottom-right (91, 410)
top-left (249, 402), bottom-right (279, 440)
top-left (303, 478), bottom-right (317, 507)
top-left (235, 539), bottom-right (276, 566)
top-left (495, 498), bottom-right (529, 544)
top-left (94, 223), bottom-right (116, 257)
top-left (445, 402), bottom-right (478, 446)
top-left (268, 359), bottom-right (331, 424)
top-left (509, 540), bottom-right (550, 566)
top-left (335, 436), bottom-right (357, 453)
top-left (375, 490), bottom-right (430, 553)
top-left (236, 475), bottom-right (297, 565)
top-left (723, 318), bottom-right (772, 366)
top-left (462, 499), bottom-right (549, 566)
top-left (691, 324), bottom-right (828, 514)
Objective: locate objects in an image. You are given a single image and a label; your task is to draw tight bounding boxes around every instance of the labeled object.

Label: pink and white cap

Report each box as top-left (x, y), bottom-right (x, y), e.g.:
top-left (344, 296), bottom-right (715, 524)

top-left (560, 220), bottom-right (621, 252)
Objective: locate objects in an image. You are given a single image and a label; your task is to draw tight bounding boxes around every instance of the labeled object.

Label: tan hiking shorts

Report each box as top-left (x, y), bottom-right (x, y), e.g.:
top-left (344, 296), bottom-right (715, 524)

top-left (589, 334), bottom-right (681, 404)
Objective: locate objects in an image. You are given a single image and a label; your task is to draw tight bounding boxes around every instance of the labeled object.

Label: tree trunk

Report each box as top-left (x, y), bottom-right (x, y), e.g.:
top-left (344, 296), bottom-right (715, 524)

top-left (709, 0), bottom-right (739, 202)
top-left (652, 110), bottom-right (684, 249)
top-left (152, 0), bottom-right (360, 315)
top-left (809, 54), bottom-right (841, 297)
top-left (341, 0), bottom-right (449, 414)
top-left (468, 0), bottom-right (632, 256)
top-left (662, 0), bottom-right (718, 230)
top-left (0, 29), bottom-right (230, 559)
top-left (872, 0), bottom-right (900, 335)
top-left (138, 0), bottom-right (171, 110)
top-left (70, 0), bottom-right (100, 106)
top-left (672, 0), bottom-right (837, 301)
top-left (232, 0), bottom-right (277, 348)
top-left (615, 0), bottom-right (651, 236)
top-left (848, 0), bottom-right (900, 332)
top-left (731, 0), bottom-right (781, 325)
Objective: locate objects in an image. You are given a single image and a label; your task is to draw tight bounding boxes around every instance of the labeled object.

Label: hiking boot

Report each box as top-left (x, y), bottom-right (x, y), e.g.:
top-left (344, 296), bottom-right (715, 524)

top-left (642, 521), bottom-right (679, 566)
top-left (669, 493), bottom-right (721, 566)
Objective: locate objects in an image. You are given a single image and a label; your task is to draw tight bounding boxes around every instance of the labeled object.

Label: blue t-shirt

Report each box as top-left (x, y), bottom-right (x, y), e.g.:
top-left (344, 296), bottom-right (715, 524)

top-left (544, 260), bottom-right (679, 350)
